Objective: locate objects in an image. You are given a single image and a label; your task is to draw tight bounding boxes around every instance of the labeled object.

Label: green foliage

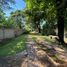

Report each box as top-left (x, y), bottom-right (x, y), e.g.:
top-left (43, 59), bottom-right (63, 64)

top-left (0, 11), bottom-right (5, 22)
top-left (0, 0), bottom-right (15, 10)
top-left (0, 11), bottom-right (6, 27)
top-left (0, 0), bottom-right (16, 28)
top-left (10, 10), bottom-right (25, 29)
top-left (24, 0), bottom-right (57, 34)
top-left (3, 17), bottom-right (15, 28)
top-left (0, 11), bottom-right (16, 28)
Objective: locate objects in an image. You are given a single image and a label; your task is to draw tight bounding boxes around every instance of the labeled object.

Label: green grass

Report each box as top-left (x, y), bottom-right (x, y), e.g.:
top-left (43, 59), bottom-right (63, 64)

top-left (43, 36), bottom-right (56, 44)
top-left (31, 35), bottom-right (55, 44)
top-left (0, 35), bottom-right (27, 56)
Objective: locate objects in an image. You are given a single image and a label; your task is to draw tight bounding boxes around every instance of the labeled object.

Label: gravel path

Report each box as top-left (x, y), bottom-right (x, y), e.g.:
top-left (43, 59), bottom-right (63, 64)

top-left (21, 35), bottom-right (56, 67)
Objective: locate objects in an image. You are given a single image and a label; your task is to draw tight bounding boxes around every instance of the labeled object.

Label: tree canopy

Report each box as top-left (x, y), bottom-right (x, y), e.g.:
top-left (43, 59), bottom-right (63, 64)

top-left (0, 0), bottom-right (15, 10)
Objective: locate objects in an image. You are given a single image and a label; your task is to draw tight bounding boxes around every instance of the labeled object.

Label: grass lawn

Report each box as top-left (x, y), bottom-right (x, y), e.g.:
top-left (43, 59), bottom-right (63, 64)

top-left (31, 35), bottom-right (55, 44)
top-left (31, 34), bottom-right (67, 44)
top-left (0, 35), bottom-right (27, 56)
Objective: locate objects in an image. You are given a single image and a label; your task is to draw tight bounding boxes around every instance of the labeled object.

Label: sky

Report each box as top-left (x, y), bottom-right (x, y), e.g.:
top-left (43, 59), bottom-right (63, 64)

top-left (4, 0), bottom-right (26, 17)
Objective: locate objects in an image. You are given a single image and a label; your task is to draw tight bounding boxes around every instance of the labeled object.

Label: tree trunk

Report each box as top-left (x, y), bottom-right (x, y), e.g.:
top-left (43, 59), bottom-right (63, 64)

top-left (56, 0), bottom-right (65, 44)
top-left (36, 21), bottom-right (41, 33)
top-left (38, 26), bottom-right (41, 33)
top-left (57, 14), bottom-right (64, 44)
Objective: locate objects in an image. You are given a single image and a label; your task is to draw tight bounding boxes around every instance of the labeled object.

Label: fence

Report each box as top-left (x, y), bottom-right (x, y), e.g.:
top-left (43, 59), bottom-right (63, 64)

top-left (0, 28), bottom-right (24, 41)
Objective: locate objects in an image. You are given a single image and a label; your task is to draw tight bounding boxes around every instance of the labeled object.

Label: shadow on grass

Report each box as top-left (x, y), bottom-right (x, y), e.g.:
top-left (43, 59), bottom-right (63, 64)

top-left (44, 37), bottom-right (56, 44)
top-left (32, 34), bottom-right (56, 45)
top-left (0, 39), bottom-right (14, 47)
top-left (0, 34), bottom-right (27, 57)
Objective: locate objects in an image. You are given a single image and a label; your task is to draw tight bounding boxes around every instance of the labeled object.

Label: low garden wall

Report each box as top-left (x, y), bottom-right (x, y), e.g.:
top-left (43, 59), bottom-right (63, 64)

top-left (0, 28), bottom-right (24, 41)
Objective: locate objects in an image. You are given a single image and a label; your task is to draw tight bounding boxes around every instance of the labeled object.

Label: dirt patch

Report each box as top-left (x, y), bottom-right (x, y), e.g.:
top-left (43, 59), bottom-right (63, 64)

top-left (33, 36), bottom-right (67, 67)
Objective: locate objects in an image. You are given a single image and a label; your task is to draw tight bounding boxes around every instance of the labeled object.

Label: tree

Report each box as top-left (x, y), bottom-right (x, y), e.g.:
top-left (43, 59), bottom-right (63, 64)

top-left (55, 0), bottom-right (67, 44)
top-left (0, 0), bottom-right (15, 27)
top-left (24, 0), bottom-right (45, 33)
top-left (24, 0), bottom-right (67, 45)
top-left (0, 11), bottom-right (5, 22)
top-left (10, 10), bottom-right (25, 29)
top-left (0, 0), bottom-right (15, 10)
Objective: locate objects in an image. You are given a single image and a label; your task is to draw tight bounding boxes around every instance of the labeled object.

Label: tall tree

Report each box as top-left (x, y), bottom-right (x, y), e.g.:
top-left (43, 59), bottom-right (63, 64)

top-left (10, 10), bottom-right (25, 29)
top-left (0, 0), bottom-right (15, 26)
top-left (24, 0), bottom-right (45, 33)
top-left (56, 0), bottom-right (67, 44)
